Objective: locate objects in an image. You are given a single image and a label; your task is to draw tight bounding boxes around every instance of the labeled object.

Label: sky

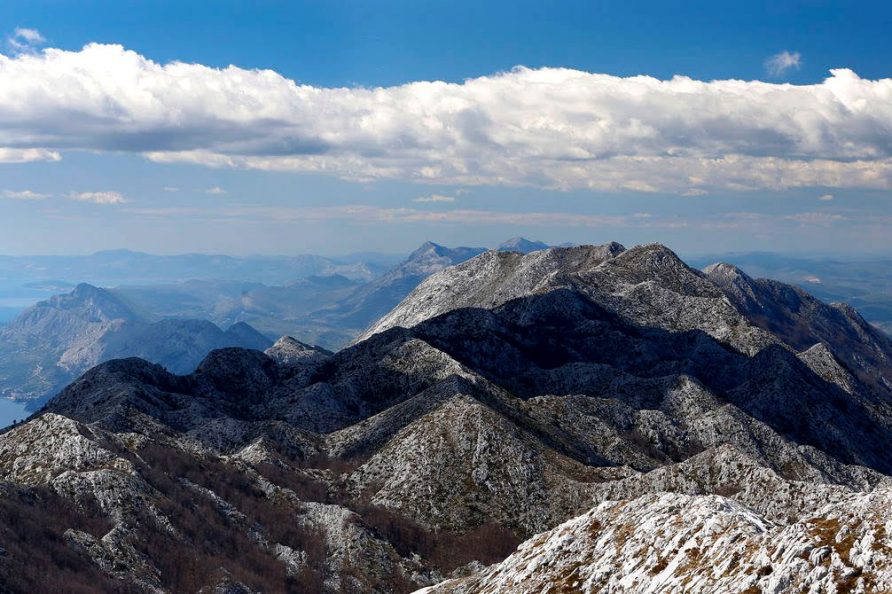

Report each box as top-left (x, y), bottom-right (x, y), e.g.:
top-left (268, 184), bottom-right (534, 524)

top-left (1, 0), bottom-right (891, 256)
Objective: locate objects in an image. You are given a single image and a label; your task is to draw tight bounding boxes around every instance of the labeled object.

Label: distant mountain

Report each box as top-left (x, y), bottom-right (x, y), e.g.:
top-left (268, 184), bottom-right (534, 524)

top-left (689, 251), bottom-right (892, 336)
top-left (324, 241), bottom-right (486, 330)
top-left (0, 242), bottom-right (485, 402)
top-left (0, 283), bottom-right (271, 402)
top-left (112, 275), bottom-right (363, 344)
top-left (109, 241), bottom-right (487, 350)
top-left (496, 237), bottom-right (549, 253)
top-left (0, 249), bottom-right (400, 328)
top-left (0, 249), bottom-right (395, 286)
top-left (4, 242), bottom-right (892, 591)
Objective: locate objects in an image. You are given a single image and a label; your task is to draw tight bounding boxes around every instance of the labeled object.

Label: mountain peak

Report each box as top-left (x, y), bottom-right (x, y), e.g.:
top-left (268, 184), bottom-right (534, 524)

top-left (223, 322), bottom-right (274, 351)
top-left (43, 282), bottom-right (139, 323)
top-left (704, 261), bottom-right (753, 283)
top-left (497, 237), bottom-right (549, 254)
top-left (358, 240), bottom-right (629, 341)
top-left (72, 282), bottom-right (103, 295)
top-left (265, 335), bottom-right (331, 366)
top-left (398, 242), bottom-right (486, 276)
top-left (595, 240), bottom-right (626, 257)
top-left (408, 241), bottom-right (447, 259)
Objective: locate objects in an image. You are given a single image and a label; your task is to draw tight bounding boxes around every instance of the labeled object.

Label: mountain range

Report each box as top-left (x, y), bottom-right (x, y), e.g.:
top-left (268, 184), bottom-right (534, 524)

top-left (105, 240), bottom-right (546, 348)
top-left (0, 240), bottom-right (503, 407)
top-left (690, 251), bottom-right (892, 336)
top-left (0, 249), bottom-right (397, 287)
top-left (2, 241), bottom-right (892, 592)
top-left (0, 249), bottom-right (401, 326)
top-left (0, 283), bottom-right (271, 403)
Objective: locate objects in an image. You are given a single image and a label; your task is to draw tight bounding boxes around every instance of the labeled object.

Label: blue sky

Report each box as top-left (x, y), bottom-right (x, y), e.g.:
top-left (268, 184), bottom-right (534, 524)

top-left (1, 0), bottom-right (891, 256)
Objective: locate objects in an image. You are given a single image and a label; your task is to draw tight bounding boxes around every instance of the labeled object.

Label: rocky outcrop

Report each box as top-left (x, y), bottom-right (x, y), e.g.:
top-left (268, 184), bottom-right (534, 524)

top-left (706, 261), bottom-right (892, 392)
top-left (264, 336), bottom-right (331, 367)
top-left (418, 490), bottom-right (892, 594)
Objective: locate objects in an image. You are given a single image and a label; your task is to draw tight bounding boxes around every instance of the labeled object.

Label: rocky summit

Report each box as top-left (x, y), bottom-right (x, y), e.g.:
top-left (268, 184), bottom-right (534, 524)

top-left (2, 242), bottom-right (892, 593)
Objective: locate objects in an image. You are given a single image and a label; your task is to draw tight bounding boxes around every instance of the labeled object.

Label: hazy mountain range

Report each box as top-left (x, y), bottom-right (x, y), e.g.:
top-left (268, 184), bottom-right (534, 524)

top-left (0, 249), bottom-right (399, 325)
top-left (0, 239), bottom-right (550, 406)
top-left (0, 283), bottom-right (271, 403)
top-left (0, 249), bottom-right (399, 287)
top-left (5, 237), bottom-right (892, 409)
top-left (113, 240), bottom-right (491, 349)
top-left (2, 241), bottom-right (892, 592)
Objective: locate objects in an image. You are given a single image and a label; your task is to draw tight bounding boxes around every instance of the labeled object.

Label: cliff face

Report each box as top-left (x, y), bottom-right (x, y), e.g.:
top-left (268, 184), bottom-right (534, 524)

top-left (3, 242), bottom-right (892, 593)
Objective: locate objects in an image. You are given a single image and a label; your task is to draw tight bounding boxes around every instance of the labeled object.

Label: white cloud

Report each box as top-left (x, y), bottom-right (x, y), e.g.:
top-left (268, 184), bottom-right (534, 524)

top-left (784, 211), bottom-right (847, 225)
top-left (682, 188), bottom-right (709, 196)
top-left (818, 193), bottom-right (834, 201)
top-left (13, 28), bottom-right (44, 44)
top-left (1, 43), bottom-right (892, 193)
top-left (67, 191), bottom-right (127, 205)
top-left (205, 186), bottom-right (226, 195)
top-left (765, 51), bottom-right (802, 78)
top-left (6, 27), bottom-right (45, 54)
top-left (0, 148), bottom-right (60, 163)
top-left (413, 194), bottom-right (456, 203)
top-left (162, 186), bottom-right (180, 192)
top-left (2, 189), bottom-right (49, 200)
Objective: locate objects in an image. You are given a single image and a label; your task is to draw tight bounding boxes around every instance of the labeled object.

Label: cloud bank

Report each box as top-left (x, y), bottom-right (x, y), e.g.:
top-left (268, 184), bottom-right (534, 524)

top-left (2, 43), bottom-right (892, 193)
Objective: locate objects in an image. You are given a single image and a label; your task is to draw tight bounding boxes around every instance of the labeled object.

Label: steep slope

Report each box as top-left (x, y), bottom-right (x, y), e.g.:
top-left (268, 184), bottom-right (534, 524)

top-left (329, 241), bottom-right (485, 331)
top-left (359, 242), bottom-right (625, 341)
top-left (706, 261), bottom-right (892, 392)
top-left (0, 284), bottom-right (272, 401)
